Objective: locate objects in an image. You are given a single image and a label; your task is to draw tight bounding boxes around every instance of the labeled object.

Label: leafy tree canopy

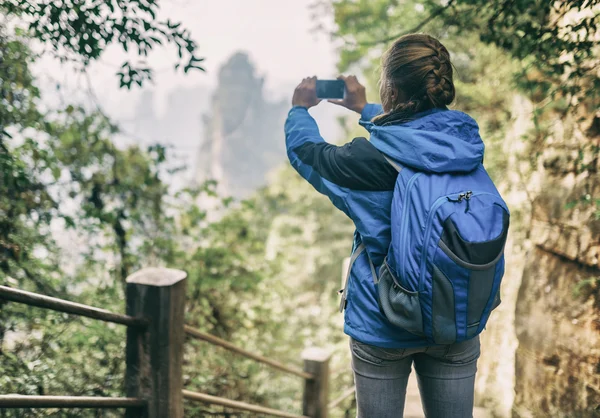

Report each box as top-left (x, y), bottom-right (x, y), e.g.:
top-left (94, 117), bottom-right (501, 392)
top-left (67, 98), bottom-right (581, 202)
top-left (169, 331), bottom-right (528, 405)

top-left (2, 0), bottom-right (205, 88)
top-left (323, 0), bottom-right (599, 106)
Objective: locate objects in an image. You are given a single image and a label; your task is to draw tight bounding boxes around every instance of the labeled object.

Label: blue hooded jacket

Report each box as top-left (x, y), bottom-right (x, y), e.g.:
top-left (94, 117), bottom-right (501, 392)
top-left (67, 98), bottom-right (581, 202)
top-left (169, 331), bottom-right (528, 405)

top-left (284, 103), bottom-right (485, 347)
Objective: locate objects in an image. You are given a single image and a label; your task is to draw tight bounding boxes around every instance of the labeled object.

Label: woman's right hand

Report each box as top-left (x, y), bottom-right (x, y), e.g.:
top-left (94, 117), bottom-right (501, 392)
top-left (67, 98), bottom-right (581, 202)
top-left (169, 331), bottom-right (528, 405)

top-left (328, 75), bottom-right (368, 114)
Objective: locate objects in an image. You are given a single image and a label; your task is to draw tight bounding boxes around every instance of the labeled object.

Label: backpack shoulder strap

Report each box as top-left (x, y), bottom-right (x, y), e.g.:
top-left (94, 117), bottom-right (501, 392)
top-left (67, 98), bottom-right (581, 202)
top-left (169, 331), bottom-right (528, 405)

top-left (382, 155), bottom-right (402, 173)
top-left (338, 243), bottom-right (379, 312)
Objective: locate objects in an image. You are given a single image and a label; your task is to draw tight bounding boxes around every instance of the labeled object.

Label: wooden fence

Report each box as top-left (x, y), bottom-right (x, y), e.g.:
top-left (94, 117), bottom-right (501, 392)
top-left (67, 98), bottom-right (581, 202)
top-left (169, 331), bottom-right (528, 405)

top-left (0, 267), bottom-right (356, 417)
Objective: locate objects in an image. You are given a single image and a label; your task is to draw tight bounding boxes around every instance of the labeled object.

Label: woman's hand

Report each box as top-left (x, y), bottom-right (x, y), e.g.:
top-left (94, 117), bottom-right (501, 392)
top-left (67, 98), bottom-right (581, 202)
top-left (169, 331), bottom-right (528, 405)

top-left (292, 76), bottom-right (321, 109)
top-left (328, 75), bottom-right (367, 114)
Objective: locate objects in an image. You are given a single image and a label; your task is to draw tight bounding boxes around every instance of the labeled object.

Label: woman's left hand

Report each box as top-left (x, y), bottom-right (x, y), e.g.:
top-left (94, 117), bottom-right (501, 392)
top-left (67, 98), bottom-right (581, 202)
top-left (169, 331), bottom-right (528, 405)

top-left (328, 75), bottom-right (367, 114)
top-left (292, 76), bottom-right (321, 109)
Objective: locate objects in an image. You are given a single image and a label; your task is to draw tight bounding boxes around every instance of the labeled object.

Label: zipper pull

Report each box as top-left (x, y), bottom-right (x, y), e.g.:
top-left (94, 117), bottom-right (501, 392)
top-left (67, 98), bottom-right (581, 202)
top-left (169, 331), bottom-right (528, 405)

top-left (446, 191), bottom-right (473, 212)
top-left (447, 193), bottom-right (466, 203)
top-left (464, 191), bottom-right (472, 213)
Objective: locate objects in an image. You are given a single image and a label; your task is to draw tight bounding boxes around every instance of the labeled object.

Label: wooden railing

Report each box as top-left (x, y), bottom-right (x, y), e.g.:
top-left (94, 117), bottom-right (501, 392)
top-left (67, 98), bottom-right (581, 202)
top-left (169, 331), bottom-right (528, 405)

top-left (0, 267), bottom-right (346, 417)
top-left (328, 385), bottom-right (355, 411)
top-left (0, 283), bottom-right (150, 413)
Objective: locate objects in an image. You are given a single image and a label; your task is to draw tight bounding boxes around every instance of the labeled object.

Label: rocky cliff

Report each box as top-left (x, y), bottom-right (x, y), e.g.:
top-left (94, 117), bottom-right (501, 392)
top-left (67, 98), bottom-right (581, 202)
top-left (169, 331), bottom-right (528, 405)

top-left (472, 91), bottom-right (600, 417)
top-left (195, 52), bottom-right (288, 198)
top-left (512, 110), bottom-right (600, 417)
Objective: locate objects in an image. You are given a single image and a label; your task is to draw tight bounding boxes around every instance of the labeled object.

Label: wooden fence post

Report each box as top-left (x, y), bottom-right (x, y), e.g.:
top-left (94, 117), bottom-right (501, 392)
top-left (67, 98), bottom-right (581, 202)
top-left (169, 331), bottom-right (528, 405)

top-left (302, 347), bottom-right (331, 418)
top-left (124, 267), bottom-right (187, 418)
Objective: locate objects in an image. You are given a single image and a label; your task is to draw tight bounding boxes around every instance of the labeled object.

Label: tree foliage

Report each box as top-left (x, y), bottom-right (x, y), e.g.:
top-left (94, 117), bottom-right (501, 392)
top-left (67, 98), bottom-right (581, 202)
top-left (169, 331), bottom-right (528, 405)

top-left (1, 2), bottom-right (207, 416)
top-left (323, 0), bottom-right (599, 106)
top-left (449, 0), bottom-right (599, 100)
top-left (2, 0), bottom-right (205, 88)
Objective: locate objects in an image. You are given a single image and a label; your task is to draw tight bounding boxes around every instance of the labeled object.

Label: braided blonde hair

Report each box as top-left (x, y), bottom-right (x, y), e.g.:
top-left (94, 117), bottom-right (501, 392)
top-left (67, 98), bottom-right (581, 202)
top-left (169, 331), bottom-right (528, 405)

top-left (373, 34), bottom-right (455, 126)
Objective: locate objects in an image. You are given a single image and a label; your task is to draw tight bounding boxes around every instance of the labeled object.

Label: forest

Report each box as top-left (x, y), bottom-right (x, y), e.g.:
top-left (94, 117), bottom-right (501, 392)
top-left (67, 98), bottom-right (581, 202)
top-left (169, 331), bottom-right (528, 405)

top-left (1, 0), bottom-right (599, 417)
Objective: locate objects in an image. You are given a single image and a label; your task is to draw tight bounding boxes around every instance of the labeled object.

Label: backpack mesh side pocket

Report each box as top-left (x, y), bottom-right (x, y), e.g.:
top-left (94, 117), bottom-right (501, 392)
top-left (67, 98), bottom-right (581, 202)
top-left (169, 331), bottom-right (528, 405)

top-left (377, 260), bottom-right (424, 337)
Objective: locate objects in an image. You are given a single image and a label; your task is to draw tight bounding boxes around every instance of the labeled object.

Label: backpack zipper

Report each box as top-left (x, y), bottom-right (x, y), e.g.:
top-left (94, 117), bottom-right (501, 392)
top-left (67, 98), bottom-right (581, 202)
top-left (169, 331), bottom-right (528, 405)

top-left (417, 191), bottom-right (500, 292)
top-left (418, 194), bottom-right (451, 292)
top-left (398, 172), bottom-right (422, 283)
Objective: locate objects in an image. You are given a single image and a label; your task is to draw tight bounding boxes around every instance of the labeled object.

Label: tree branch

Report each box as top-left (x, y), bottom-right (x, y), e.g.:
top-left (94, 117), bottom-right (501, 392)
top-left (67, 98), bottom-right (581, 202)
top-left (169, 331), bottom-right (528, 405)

top-left (357, 0), bottom-right (456, 47)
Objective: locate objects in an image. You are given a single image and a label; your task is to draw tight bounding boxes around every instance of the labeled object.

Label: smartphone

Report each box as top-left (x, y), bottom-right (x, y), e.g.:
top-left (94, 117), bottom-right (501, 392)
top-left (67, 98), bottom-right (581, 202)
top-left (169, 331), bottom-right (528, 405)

top-left (316, 79), bottom-right (345, 99)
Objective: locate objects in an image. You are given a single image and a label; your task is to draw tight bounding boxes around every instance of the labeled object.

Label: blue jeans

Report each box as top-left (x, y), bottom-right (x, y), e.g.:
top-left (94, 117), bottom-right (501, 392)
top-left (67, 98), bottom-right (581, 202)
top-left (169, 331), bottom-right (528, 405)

top-left (350, 336), bottom-right (480, 418)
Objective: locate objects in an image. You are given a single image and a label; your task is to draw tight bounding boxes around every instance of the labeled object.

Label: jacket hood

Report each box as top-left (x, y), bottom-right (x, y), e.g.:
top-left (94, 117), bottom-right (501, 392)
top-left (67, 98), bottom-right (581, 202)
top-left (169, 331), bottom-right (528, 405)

top-left (366, 108), bottom-right (484, 173)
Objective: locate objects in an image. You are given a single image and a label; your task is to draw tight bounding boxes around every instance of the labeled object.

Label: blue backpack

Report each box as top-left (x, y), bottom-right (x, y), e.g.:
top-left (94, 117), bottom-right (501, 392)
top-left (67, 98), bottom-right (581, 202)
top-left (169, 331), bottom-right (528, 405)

top-left (377, 158), bottom-right (509, 344)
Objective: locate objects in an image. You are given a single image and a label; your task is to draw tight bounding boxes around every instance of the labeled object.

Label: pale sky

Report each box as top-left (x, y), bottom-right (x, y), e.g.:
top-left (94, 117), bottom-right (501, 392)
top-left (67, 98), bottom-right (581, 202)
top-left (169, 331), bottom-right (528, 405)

top-left (159, 0), bottom-right (341, 89)
top-left (37, 0), bottom-right (342, 115)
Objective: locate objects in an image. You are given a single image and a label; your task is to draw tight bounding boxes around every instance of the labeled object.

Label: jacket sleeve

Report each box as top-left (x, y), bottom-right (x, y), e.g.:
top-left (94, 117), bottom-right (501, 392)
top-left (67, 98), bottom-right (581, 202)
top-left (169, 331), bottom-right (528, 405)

top-left (285, 106), bottom-right (351, 216)
top-left (284, 106), bottom-right (396, 216)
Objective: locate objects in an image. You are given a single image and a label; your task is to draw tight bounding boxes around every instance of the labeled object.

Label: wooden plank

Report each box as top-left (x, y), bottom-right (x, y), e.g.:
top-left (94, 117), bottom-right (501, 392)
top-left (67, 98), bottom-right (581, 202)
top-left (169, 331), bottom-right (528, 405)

top-left (182, 390), bottom-right (309, 418)
top-left (0, 285), bottom-right (148, 327)
top-left (0, 395), bottom-right (146, 409)
top-left (125, 268), bottom-right (187, 418)
top-left (328, 386), bottom-right (355, 410)
top-left (184, 325), bottom-right (314, 380)
top-left (302, 348), bottom-right (331, 418)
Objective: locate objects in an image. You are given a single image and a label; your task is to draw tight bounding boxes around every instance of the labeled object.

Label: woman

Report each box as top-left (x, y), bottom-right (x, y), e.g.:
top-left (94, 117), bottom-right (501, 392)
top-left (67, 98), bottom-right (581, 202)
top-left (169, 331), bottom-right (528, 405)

top-left (285, 34), bottom-right (486, 417)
